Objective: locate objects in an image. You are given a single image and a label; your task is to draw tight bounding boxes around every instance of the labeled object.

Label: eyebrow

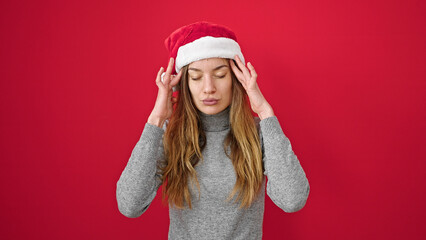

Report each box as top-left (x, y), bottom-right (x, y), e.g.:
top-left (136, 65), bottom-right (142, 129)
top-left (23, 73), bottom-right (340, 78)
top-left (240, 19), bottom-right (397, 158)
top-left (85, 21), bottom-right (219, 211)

top-left (188, 65), bottom-right (229, 72)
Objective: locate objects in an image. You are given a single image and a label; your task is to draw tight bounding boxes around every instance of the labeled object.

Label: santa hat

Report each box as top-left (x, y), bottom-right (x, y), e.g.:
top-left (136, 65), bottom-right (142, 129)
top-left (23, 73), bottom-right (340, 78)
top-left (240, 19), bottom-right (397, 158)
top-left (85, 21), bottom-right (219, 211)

top-left (164, 21), bottom-right (245, 75)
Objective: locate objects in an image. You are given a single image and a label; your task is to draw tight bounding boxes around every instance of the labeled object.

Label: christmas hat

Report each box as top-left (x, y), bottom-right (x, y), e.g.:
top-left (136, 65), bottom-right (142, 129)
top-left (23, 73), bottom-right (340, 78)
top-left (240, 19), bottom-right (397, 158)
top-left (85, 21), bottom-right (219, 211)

top-left (164, 21), bottom-right (245, 75)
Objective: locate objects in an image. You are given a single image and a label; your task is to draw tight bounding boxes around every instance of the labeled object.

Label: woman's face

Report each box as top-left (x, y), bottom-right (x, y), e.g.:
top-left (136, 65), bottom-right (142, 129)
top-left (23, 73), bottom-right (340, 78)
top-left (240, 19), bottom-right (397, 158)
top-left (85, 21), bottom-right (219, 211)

top-left (187, 58), bottom-right (232, 115)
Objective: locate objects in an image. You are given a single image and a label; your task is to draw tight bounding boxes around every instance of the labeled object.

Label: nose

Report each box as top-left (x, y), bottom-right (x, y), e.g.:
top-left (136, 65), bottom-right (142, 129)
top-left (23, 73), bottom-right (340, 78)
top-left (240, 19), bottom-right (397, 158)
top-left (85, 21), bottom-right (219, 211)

top-left (203, 75), bottom-right (216, 94)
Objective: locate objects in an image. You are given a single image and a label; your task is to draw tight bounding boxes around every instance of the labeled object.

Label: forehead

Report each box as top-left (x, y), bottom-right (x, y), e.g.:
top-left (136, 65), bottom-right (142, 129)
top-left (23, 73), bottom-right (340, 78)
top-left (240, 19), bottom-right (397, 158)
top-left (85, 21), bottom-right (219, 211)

top-left (188, 58), bottom-right (229, 71)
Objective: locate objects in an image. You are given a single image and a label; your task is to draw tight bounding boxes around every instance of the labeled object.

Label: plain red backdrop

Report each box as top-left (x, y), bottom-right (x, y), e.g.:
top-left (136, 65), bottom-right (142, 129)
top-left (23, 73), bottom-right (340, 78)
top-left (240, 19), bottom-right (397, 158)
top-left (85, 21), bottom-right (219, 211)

top-left (0, 0), bottom-right (425, 239)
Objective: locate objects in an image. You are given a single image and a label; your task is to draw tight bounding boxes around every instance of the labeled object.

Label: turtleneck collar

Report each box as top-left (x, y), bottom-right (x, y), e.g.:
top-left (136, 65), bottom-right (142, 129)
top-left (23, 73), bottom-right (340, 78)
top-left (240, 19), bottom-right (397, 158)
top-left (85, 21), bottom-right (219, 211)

top-left (198, 105), bottom-right (231, 132)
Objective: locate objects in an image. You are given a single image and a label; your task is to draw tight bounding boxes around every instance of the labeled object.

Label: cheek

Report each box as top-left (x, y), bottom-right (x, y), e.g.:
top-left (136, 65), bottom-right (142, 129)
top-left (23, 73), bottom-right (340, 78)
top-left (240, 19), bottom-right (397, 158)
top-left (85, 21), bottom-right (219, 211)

top-left (188, 82), bottom-right (196, 95)
top-left (188, 82), bottom-right (201, 99)
top-left (218, 79), bottom-right (233, 101)
top-left (226, 79), bottom-right (233, 97)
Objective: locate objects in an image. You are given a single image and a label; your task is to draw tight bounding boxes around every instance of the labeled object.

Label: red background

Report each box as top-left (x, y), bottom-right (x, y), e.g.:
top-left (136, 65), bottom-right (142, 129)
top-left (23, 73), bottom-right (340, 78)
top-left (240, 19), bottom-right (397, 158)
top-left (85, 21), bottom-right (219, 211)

top-left (1, 0), bottom-right (425, 239)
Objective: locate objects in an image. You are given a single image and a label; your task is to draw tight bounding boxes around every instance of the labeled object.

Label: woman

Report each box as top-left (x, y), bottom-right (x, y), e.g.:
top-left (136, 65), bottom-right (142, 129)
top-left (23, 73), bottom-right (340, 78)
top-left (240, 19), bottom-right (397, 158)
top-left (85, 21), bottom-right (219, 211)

top-left (116, 21), bottom-right (310, 240)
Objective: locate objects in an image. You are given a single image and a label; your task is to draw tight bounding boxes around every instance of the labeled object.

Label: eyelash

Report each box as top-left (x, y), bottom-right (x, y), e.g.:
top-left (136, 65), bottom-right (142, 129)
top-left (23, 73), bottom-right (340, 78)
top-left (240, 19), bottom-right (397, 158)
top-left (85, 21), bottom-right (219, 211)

top-left (191, 75), bottom-right (226, 81)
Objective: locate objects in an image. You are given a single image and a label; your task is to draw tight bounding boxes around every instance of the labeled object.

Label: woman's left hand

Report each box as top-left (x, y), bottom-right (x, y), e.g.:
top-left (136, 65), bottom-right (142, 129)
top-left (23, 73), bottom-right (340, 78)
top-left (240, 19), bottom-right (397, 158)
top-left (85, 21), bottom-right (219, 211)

top-left (230, 55), bottom-right (275, 120)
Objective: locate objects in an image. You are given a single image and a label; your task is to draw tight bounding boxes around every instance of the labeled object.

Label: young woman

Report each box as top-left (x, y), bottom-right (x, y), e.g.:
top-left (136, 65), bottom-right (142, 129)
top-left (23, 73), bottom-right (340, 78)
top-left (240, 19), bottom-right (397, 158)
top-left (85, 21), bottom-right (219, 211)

top-left (116, 21), bottom-right (310, 239)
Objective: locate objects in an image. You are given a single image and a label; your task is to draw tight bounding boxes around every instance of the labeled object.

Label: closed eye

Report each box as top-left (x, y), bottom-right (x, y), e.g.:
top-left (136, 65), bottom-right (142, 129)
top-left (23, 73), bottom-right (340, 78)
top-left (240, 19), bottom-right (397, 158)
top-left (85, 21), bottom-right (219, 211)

top-left (191, 75), bottom-right (226, 80)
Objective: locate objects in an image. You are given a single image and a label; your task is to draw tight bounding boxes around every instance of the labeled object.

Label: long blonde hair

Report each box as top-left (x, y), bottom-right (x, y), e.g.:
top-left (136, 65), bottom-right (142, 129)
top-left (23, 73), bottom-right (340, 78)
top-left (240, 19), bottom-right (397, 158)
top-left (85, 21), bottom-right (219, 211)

top-left (160, 62), bottom-right (264, 209)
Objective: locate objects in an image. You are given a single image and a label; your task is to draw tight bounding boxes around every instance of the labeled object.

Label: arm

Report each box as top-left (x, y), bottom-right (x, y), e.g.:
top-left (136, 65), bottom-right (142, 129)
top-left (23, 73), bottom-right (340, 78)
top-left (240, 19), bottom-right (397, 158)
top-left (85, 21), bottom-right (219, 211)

top-left (230, 56), bottom-right (310, 212)
top-left (116, 58), bottom-right (180, 218)
top-left (258, 116), bottom-right (310, 213)
top-left (116, 122), bottom-right (167, 218)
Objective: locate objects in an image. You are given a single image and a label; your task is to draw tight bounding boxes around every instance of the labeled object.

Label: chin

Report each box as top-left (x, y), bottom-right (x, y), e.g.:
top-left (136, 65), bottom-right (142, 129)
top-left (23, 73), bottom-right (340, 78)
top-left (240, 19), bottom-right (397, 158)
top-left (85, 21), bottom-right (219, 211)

top-left (198, 105), bottom-right (226, 115)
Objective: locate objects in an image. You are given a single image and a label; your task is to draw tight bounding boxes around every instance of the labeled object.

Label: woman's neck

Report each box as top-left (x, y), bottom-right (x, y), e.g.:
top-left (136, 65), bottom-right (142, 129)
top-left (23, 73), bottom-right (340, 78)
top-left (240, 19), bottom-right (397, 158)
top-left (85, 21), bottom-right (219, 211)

top-left (198, 106), bottom-right (230, 132)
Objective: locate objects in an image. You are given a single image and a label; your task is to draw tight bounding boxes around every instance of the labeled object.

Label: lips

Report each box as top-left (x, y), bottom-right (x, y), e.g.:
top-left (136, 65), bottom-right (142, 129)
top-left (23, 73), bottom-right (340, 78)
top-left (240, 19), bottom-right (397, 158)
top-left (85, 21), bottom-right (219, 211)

top-left (202, 98), bottom-right (219, 105)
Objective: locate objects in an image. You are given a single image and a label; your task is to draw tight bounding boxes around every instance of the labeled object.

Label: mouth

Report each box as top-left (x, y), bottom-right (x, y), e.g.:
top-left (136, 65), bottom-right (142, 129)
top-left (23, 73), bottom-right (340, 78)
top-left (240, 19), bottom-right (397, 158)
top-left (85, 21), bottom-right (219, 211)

top-left (202, 98), bottom-right (219, 106)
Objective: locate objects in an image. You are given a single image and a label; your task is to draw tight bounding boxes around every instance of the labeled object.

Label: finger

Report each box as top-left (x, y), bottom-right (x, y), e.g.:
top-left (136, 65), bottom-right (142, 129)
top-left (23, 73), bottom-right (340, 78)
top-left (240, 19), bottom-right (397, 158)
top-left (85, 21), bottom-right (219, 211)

top-left (247, 62), bottom-right (258, 79)
top-left (156, 67), bottom-right (165, 86)
top-left (229, 59), bottom-right (241, 77)
top-left (170, 68), bottom-right (183, 87)
top-left (230, 59), bottom-right (245, 82)
top-left (234, 55), bottom-right (251, 80)
top-left (164, 58), bottom-right (174, 84)
top-left (230, 57), bottom-right (242, 72)
top-left (230, 60), bottom-right (248, 90)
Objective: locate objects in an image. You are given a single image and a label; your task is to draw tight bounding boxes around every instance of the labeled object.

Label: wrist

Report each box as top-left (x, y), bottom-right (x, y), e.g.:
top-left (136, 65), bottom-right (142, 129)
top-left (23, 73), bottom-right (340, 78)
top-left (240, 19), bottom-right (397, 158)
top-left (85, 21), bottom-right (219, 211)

top-left (257, 105), bottom-right (274, 120)
top-left (147, 114), bottom-right (166, 128)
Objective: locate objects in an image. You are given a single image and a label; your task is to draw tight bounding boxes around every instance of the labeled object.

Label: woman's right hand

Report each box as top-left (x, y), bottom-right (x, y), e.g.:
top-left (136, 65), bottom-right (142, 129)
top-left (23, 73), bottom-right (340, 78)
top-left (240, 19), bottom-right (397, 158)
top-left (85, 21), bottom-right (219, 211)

top-left (147, 58), bottom-right (182, 128)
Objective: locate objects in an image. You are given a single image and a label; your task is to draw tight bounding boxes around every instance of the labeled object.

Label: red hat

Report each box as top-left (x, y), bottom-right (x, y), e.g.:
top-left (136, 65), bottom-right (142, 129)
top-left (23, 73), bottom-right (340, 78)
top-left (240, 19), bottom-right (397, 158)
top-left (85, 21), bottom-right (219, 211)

top-left (164, 21), bottom-right (245, 75)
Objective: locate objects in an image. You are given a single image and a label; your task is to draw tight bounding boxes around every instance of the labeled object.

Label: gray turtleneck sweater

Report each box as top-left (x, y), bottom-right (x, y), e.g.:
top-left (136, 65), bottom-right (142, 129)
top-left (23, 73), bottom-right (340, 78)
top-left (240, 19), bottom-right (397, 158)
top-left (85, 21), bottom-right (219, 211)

top-left (116, 106), bottom-right (310, 239)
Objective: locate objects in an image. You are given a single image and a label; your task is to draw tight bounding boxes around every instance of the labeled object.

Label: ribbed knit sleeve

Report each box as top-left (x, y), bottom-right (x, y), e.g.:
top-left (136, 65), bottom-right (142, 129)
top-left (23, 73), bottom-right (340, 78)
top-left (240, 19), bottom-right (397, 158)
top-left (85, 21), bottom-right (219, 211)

top-left (258, 116), bottom-right (310, 213)
top-left (116, 122), bottom-right (166, 218)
